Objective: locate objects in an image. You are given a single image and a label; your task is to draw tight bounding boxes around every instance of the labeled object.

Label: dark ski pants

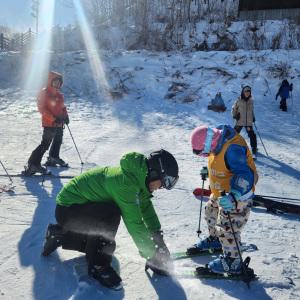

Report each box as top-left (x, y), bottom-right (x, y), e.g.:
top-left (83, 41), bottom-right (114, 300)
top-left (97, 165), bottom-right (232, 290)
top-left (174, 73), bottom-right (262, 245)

top-left (28, 127), bottom-right (64, 166)
top-left (280, 98), bottom-right (287, 112)
top-left (234, 126), bottom-right (257, 153)
top-left (55, 202), bottom-right (121, 268)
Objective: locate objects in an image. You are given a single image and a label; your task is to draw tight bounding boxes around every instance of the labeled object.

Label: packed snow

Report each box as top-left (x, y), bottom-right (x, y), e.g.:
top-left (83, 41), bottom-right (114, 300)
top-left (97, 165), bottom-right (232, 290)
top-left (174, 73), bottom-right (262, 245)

top-left (0, 49), bottom-right (299, 300)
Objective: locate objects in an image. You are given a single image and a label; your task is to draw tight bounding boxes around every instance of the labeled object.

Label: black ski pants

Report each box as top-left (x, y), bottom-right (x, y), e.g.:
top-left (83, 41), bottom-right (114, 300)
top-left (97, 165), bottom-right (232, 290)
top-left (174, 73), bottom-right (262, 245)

top-left (28, 127), bottom-right (64, 166)
top-left (55, 202), bottom-right (121, 268)
top-left (234, 125), bottom-right (257, 153)
top-left (280, 98), bottom-right (287, 112)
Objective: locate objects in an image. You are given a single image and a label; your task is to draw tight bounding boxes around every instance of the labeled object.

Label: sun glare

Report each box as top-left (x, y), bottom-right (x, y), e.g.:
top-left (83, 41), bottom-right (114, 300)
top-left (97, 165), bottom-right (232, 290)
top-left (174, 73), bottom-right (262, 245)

top-left (23, 0), bottom-right (56, 91)
top-left (72, 0), bottom-right (110, 97)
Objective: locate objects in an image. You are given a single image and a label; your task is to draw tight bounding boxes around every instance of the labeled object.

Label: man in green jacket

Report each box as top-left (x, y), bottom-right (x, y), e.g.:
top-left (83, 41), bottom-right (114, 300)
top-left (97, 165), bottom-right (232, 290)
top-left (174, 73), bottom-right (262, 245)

top-left (42, 149), bottom-right (179, 290)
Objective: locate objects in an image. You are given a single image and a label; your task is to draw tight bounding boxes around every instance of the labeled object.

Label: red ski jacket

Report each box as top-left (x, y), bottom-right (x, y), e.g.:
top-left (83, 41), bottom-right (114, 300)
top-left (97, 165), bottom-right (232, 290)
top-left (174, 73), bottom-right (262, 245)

top-left (37, 71), bottom-right (68, 128)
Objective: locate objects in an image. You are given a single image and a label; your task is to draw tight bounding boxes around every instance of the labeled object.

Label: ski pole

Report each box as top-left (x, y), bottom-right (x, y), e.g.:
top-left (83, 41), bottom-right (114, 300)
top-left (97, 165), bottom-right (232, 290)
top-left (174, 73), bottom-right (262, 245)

top-left (291, 91), bottom-right (294, 115)
top-left (0, 159), bottom-right (13, 184)
top-left (253, 123), bottom-right (269, 157)
top-left (227, 212), bottom-right (253, 288)
top-left (66, 124), bottom-right (84, 166)
top-left (221, 192), bottom-right (252, 288)
top-left (197, 167), bottom-right (208, 237)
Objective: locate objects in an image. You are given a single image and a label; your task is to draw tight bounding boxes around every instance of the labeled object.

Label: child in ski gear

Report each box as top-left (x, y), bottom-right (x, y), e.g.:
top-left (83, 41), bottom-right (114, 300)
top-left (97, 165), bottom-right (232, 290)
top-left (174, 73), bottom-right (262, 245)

top-left (188, 125), bottom-right (258, 275)
top-left (25, 71), bottom-right (69, 175)
top-left (207, 92), bottom-right (227, 112)
top-left (276, 79), bottom-right (293, 112)
top-left (42, 150), bottom-right (179, 289)
top-left (231, 86), bottom-right (257, 156)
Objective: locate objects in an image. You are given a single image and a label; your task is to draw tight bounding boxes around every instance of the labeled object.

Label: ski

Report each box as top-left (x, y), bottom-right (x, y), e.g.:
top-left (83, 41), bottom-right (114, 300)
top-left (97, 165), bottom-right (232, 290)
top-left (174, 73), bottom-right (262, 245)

top-left (172, 249), bottom-right (221, 260)
top-left (175, 266), bottom-right (258, 282)
top-left (193, 188), bottom-right (300, 215)
top-left (172, 243), bottom-right (258, 260)
top-left (253, 195), bottom-right (300, 215)
top-left (175, 257), bottom-right (258, 286)
top-left (0, 173), bottom-right (74, 179)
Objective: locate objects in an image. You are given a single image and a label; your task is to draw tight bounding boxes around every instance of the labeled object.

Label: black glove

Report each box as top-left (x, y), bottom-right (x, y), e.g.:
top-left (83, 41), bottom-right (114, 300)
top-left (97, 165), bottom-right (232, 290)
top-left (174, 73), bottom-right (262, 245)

top-left (233, 112), bottom-right (240, 120)
top-left (55, 115), bottom-right (65, 124)
top-left (152, 231), bottom-right (169, 253)
top-left (64, 115), bottom-right (70, 125)
top-left (145, 249), bottom-right (173, 276)
top-left (145, 231), bottom-right (172, 276)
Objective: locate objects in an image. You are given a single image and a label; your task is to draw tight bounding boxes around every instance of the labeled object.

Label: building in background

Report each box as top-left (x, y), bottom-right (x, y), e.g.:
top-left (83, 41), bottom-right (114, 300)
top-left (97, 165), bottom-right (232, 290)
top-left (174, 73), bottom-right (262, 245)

top-left (238, 0), bottom-right (300, 20)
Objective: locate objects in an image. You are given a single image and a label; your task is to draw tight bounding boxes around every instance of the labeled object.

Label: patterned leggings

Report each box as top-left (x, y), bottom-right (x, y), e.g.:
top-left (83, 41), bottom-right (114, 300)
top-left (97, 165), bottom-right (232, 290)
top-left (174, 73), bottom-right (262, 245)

top-left (205, 196), bottom-right (252, 258)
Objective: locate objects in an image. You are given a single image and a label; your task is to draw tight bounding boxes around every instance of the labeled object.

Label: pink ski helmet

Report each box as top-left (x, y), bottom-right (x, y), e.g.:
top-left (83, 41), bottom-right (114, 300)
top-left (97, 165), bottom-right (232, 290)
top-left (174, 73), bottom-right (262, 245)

top-left (190, 126), bottom-right (221, 157)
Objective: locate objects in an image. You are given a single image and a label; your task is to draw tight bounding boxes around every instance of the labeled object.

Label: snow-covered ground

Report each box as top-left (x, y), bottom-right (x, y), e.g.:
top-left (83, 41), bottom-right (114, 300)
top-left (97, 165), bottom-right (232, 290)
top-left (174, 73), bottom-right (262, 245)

top-left (0, 49), bottom-right (299, 299)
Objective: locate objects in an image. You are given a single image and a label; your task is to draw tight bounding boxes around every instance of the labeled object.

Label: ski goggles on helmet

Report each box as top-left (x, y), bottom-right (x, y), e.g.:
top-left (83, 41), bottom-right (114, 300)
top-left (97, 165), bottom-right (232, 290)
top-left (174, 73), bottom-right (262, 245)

top-left (193, 128), bottom-right (214, 157)
top-left (161, 174), bottom-right (179, 190)
top-left (158, 156), bottom-right (179, 190)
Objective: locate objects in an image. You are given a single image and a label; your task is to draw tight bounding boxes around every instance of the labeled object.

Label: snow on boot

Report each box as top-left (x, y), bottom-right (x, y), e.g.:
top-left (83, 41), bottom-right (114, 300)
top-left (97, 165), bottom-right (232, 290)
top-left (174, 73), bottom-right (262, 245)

top-left (88, 265), bottom-right (122, 290)
top-left (42, 224), bottom-right (64, 256)
top-left (45, 157), bottom-right (68, 167)
top-left (208, 255), bottom-right (242, 275)
top-left (23, 164), bottom-right (51, 176)
top-left (187, 236), bottom-right (222, 255)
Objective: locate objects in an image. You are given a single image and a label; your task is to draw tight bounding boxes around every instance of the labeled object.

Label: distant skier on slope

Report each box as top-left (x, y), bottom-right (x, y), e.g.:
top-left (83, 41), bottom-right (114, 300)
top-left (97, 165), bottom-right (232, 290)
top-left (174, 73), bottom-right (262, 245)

top-left (41, 150), bottom-right (179, 290)
top-left (231, 86), bottom-right (257, 158)
top-left (188, 125), bottom-right (258, 275)
top-left (207, 92), bottom-right (227, 112)
top-left (276, 79), bottom-right (293, 112)
top-left (24, 71), bottom-right (69, 175)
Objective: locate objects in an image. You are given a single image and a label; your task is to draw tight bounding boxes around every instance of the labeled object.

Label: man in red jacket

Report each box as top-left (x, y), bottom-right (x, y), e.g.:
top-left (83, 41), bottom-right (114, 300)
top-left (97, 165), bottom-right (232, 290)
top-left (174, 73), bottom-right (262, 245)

top-left (24, 71), bottom-right (69, 175)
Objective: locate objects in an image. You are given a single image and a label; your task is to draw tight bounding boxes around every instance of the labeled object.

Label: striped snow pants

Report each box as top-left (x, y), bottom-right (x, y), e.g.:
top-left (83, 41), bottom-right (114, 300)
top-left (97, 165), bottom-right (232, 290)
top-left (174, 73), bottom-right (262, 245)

top-left (205, 195), bottom-right (252, 258)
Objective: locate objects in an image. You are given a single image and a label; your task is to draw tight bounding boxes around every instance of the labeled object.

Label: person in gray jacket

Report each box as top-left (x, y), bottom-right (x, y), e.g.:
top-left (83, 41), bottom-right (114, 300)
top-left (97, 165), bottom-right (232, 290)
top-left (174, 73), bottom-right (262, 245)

top-left (231, 86), bottom-right (257, 156)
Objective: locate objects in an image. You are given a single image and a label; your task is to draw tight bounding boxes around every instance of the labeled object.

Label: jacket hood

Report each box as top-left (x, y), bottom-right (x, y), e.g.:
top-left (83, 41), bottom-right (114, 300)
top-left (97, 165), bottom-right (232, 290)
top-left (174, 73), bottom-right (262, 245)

top-left (120, 152), bottom-right (148, 189)
top-left (214, 125), bottom-right (236, 155)
top-left (47, 71), bottom-right (63, 94)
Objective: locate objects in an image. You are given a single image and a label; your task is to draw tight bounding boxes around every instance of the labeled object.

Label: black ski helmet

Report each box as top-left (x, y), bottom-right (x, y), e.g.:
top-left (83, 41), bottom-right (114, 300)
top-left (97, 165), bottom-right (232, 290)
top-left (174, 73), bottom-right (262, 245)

top-left (146, 149), bottom-right (179, 190)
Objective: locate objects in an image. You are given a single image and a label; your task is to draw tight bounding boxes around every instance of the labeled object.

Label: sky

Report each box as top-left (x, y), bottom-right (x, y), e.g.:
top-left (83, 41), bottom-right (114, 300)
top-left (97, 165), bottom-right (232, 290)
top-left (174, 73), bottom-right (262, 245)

top-left (0, 0), bottom-right (76, 31)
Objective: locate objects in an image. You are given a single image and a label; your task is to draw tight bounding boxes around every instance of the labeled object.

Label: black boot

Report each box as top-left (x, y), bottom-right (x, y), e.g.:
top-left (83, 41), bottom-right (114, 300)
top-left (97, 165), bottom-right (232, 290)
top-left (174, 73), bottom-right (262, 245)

top-left (88, 265), bottom-right (122, 290)
top-left (23, 164), bottom-right (51, 176)
top-left (42, 224), bottom-right (64, 256)
top-left (45, 157), bottom-right (68, 167)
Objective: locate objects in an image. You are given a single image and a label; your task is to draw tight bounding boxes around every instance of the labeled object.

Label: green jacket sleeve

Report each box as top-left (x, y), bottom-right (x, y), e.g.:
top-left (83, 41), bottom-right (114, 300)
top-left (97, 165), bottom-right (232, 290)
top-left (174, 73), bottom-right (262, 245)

top-left (111, 187), bottom-right (157, 259)
top-left (139, 190), bottom-right (161, 233)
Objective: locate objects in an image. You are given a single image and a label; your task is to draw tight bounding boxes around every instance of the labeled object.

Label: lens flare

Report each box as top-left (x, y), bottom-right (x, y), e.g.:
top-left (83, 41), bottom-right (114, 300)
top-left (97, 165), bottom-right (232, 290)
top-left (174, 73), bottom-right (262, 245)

top-left (72, 0), bottom-right (110, 97)
top-left (23, 0), bottom-right (56, 91)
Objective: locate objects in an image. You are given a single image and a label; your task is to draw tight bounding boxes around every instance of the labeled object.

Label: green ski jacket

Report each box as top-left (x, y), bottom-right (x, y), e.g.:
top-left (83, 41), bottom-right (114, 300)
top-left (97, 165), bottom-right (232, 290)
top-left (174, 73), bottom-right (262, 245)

top-left (56, 152), bottom-right (161, 258)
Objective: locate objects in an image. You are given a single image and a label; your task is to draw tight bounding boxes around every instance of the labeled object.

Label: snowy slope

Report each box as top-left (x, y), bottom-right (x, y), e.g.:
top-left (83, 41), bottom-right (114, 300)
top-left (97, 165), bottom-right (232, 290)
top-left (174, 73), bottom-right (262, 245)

top-left (0, 50), bottom-right (299, 300)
